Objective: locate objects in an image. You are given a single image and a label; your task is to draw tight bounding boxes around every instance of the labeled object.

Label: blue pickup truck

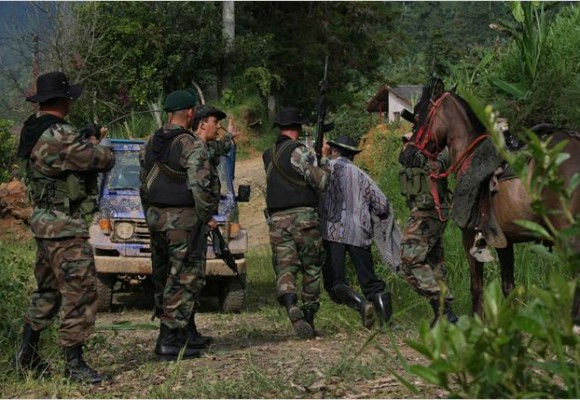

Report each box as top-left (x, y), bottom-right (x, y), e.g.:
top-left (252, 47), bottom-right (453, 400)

top-left (89, 138), bottom-right (249, 312)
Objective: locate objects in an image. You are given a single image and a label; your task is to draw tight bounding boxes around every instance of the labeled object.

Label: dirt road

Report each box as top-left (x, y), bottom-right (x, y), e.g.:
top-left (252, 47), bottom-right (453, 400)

top-left (235, 155), bottom-right (269, 249)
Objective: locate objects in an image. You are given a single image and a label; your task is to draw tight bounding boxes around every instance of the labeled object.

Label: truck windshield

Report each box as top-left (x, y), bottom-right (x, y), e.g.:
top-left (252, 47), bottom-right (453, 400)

top-left (107, 151), bottom-right (141, 190)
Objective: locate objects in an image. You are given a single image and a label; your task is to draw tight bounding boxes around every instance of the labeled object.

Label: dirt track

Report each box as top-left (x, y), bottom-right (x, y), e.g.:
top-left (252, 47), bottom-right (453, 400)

top-left (235, 155), bottom-right (269, 249)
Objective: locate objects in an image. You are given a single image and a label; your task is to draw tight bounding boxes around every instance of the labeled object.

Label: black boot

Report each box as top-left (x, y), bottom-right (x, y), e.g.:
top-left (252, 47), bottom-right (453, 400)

top-left (332, 284), bottom-right (375, 329)
top-left (155, 324), bottom-right (203, 359)
top-left (185, 313), bottom-right (212, 349)
top-left (151, 307), bottom-right (163, 321)
top-left (64, 345), bottom-right (111, 384)
top-left (279, 293), bottom-right (314, 339)
top-left (429, 298), bottom-right (459, 328)
top-left (302, 306), bottom-right (323, 337)
top-left (13, 323), bottom-right (50, 377)
top-left (372, 291), bottom-right (393, 327)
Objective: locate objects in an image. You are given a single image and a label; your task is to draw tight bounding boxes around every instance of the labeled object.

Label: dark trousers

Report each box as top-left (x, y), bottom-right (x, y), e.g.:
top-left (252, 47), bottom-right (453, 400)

top-left (322, 240), bottom-right (386, 300)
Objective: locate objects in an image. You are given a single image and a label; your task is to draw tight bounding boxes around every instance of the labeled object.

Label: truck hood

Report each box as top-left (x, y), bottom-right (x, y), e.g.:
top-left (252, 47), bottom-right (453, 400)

top-left (99, 191), bottom-right (145, 220)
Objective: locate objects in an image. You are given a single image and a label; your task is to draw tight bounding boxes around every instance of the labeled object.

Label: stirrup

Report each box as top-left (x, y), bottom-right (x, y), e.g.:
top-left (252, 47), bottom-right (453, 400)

top-left (469, 231), bottom-right (495, 262)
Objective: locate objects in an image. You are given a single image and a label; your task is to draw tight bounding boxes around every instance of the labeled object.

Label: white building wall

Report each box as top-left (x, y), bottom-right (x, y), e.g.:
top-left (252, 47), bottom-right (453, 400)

top-left (387, 94), bottom-right (409, 122)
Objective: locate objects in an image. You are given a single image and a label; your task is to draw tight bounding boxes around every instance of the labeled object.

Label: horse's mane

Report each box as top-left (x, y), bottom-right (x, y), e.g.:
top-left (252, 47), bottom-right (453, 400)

top-left (449, 93), bottom-right (488, 135)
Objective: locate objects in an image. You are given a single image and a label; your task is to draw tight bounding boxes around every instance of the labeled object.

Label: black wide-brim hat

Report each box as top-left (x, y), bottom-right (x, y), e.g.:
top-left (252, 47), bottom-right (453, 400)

top-left (327, 134), bottom-right (363, 154)
top-left (273, 107), bottom-right (309, 128)
top-left (26, 71), bottom-right (83, 103)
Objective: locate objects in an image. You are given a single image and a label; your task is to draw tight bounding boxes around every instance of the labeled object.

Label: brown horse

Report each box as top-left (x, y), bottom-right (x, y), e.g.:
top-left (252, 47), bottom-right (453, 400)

top-left (404, 77), bottom-right (580, 319)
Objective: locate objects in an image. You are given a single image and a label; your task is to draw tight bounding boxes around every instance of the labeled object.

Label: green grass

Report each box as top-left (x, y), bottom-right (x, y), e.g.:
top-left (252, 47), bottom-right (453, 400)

top-left (0, 231), bottom-right (566, 398)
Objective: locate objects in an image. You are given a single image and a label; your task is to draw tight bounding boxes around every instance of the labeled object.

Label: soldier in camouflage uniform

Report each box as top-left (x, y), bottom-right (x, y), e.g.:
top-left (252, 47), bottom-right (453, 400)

top-left (139, 91), bottom-right (223, 359)
top-left (14, 72), bottom-right (115, 383)
top-left (398, 134), bottom-right (459, 328)
top-left (262, 107), bottom-right (329, 339)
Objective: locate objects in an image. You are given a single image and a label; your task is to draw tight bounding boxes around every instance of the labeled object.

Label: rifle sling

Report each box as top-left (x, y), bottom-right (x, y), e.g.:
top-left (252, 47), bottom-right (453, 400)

top-left (267, 141), bottom-right (307, 186)
top-left (145, 134), bottom-right (189, 190)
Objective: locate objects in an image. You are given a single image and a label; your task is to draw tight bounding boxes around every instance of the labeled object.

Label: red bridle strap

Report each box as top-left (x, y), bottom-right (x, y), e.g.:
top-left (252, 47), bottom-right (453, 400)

top-left (431, 134), bottom-right (490, 180)
top-left (412, 92), bottom-right (451, 159)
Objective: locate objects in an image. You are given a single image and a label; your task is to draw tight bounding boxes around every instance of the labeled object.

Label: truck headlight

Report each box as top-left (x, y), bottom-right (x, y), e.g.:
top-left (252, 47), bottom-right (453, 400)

top-left (115, 221), bottom-right (135, 240)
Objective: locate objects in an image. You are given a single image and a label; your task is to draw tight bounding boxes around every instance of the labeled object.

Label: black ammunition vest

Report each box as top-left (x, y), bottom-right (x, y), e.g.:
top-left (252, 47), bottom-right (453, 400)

top-left (263, 136), bottom-right (318, 213)
top-left (145, 129), bottom-right (196, 207)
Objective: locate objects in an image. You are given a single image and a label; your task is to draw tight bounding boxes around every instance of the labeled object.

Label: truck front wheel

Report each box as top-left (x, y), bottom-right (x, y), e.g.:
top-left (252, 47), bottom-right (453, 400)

top-left (219, 275), bottom-right (246, 313)
top-left (96, 273), bottom-right (115, 312)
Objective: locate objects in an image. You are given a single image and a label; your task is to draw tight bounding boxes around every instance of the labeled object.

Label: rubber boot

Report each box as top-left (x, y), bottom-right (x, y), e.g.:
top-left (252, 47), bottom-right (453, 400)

top-left (155, 324), bottom-right (203, 359)
top-left (13, 323), bottom-right (50, 377)
top-left (302, 307), bottom-right (322, 337)
top-left (372, 291), bottom-right (393, 327)
top-left (332, 284), bottom-right (375, 329)
top-left (429, 298), bottom-right (459, 328)
top-left (279, 293), bottom-right (314, 339)
top-left (185, 313), bottom-right (212, 348)
top-left (64, 345), bottom-right (111, 384)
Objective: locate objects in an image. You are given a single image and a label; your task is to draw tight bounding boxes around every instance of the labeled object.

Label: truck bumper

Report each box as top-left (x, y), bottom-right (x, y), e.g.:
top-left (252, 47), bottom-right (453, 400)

top-left (94, 256), bottom-right (246, 277)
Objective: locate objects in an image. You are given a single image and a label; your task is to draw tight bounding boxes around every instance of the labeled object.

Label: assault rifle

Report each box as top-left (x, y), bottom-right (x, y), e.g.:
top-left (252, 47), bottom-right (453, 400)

top-left (314, 56), bottom-right (334, 164)
top-left (212, 227), bottom-right (246, 289)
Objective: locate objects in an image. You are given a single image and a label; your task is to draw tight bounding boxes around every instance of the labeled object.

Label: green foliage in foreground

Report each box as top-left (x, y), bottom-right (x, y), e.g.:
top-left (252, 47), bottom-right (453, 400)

top-left (408, 279), bottom-right (579, 398)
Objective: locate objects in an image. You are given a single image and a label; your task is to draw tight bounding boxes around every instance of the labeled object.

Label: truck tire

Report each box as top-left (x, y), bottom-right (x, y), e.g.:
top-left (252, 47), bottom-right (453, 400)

top-left (219, 275), bottom-right (246, 313)
top-left (96, 273), bottom-right (115, 312)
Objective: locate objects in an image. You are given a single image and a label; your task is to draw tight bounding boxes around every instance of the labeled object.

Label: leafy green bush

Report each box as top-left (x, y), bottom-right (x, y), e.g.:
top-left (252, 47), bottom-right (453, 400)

top-left (407, 278), bottom-right (579, 398)
top-left (480, 3), bottom-right (580, 132)
top-left (0, 118), bottom-right (18, 182)
top-left (0, 239), bottom-right (35, 369)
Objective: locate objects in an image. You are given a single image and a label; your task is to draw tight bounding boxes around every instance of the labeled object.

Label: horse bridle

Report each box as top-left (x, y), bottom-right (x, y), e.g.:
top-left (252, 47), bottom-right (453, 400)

top-left (410, 92), bottom-right (451, 160)
top-left (409, 91), bottom-right (490, 221)
top-left (412, 91), bottom-right (490, 179)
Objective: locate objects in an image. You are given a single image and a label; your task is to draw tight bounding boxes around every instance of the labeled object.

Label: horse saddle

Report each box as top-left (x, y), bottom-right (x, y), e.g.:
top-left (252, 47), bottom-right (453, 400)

top-left (472, 166), bottom-right (514, 249)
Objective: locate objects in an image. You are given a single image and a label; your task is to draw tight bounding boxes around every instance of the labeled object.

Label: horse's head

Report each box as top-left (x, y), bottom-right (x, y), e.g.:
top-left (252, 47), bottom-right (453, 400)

top-left (400, 76), bottom-right (448, 164)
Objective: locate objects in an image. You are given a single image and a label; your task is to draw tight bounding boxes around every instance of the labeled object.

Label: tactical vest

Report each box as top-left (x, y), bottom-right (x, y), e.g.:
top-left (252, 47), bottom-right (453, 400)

top-left (27, 161), bottom-right (97, 218)
top-left (398, 149), bottom-right (448, 210)
top-left (145, 130), bottom-right (196, 207)
top-left (263, 137), bottom-right (318, 213)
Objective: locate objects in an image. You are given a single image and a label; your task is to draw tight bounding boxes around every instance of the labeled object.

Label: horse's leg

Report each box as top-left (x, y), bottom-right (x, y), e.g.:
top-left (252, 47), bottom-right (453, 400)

top-left (462, 229), bottom-right (484, 317)
top-left (496, 242), bottom-right (515, 297)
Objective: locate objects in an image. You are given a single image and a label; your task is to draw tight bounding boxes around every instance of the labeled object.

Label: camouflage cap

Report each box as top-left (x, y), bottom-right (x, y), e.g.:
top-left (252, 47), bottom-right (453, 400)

top-left (194, 104), bottom-right (226, 121)
top-left (163, 90), bottom-right (198, 112)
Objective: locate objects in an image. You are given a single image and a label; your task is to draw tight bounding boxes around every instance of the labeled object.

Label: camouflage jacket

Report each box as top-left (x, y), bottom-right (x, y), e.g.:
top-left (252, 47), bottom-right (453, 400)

top-left (140, 124), bottom-right (220, 232)
top-left (26, 121), bottom-right (115, 238)
top-left (290, 145), bottom-right (329, 193)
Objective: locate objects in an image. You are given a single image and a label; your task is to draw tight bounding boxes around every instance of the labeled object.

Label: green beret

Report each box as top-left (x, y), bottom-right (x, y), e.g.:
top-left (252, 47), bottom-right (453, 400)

top-left (163, 90), bottom-right (198, 112)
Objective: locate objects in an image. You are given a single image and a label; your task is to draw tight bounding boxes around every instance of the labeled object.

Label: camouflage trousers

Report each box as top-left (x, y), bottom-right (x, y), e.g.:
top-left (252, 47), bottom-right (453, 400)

top-left (150, 228), bottom-right (206, 329)
top-left (400, 211), bottom-right (454, 301)
top-left (24, 236), bottom-right (98, 348)
top-left (267, 207), bottom-right (323, 309)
